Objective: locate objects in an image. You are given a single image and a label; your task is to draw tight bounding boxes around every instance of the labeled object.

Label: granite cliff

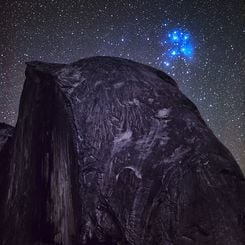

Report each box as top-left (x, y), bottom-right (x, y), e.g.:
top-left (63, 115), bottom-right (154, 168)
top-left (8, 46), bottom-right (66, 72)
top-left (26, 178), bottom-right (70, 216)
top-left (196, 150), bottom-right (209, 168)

top-left (0, 57), bottom-right (244, 245)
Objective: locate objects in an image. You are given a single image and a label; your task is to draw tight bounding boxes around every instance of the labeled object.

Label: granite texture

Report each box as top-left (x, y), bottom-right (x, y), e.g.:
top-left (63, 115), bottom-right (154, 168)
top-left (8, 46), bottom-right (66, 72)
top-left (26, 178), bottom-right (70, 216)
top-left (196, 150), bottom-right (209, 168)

top-left (0, 57), bottom-right (244, 245)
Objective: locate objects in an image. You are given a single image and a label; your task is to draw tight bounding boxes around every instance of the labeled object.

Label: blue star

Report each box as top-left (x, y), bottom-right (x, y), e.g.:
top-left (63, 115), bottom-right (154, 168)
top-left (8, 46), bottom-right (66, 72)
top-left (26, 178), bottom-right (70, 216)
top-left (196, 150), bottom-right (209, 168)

top-left (171, 50), bottom-right (177, 56)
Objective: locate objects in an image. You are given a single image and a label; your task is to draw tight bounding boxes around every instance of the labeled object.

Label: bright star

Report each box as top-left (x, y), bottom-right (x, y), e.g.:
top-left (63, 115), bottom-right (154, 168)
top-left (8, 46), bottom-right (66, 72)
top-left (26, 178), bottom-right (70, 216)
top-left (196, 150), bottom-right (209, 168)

top-left (173, 35), bottom-right (178, 41)
top-left (171, 50), bottom-right (177, 56)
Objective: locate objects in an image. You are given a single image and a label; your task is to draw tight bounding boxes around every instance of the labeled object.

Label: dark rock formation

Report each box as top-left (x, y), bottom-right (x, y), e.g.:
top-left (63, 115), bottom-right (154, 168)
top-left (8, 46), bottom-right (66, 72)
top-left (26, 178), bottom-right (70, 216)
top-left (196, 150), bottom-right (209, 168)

top-left (0, 123), bottom-right (14, 237)
top-left (0, 56), bottom-right (245, 245)
top-left (0, 123), bottom-right (13, 152)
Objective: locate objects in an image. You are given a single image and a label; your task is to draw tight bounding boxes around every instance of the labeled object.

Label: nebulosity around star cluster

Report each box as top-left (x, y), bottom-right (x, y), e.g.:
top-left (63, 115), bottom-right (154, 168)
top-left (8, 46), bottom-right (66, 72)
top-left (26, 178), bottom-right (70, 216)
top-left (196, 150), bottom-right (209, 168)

top-left (162, 28), bottom-right (194, 68)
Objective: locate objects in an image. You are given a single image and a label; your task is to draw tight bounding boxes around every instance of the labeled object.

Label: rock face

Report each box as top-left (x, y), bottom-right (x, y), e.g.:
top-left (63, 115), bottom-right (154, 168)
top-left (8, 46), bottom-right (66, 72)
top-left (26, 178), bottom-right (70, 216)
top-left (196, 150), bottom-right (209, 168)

top-left (0, 123), bottom-right (13, 152)
top-left (0, 56), bottom-right (245, 245)
top-left (0, 123), bottom-right (14, 237)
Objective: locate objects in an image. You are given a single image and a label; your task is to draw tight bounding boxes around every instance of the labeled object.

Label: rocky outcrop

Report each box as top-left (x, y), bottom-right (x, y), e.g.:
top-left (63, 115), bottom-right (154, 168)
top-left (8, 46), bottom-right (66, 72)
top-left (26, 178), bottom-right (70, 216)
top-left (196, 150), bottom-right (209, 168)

top-left (0, 56), bottom-right (245, 245)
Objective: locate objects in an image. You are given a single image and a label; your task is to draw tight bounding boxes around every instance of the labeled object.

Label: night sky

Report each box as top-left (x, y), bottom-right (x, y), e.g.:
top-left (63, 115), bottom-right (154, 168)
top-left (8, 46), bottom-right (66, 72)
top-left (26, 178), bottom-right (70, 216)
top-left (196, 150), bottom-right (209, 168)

top-left (0, 0), bottom-right (244, 171)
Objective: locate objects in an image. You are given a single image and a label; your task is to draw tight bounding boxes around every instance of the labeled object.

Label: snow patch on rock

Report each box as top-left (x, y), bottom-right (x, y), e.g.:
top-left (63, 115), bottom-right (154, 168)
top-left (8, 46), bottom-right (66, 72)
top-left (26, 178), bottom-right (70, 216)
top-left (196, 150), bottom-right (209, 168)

top-left (113, 82), bottom-right (124, 89)
top-left (112, 130), bottom-right (133, 154)
top-left (156, 108), bottom-right (171, 119)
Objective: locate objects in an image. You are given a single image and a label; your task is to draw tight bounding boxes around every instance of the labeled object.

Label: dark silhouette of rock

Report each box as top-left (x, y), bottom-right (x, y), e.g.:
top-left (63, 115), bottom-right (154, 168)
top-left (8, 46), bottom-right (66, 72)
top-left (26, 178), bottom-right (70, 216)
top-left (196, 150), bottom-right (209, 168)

top-left (0, 56), bottom-right (245, 245)
top-left (0, 123), bottom-right (13, 152)
top-left (0, 123), bottom-right (14, 191)
top-left (0, 123), bottom-right (14, 236)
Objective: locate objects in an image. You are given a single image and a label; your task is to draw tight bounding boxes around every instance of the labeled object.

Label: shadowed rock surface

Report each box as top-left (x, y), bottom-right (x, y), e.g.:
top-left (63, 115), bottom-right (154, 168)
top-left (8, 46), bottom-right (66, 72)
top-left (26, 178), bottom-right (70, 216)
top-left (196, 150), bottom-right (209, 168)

top-left (0, 123), bottom-right (14, 236)
top-left (0, 56), bottom-right (245, 245)
top-left (0, 123), bottom-right (13, 152)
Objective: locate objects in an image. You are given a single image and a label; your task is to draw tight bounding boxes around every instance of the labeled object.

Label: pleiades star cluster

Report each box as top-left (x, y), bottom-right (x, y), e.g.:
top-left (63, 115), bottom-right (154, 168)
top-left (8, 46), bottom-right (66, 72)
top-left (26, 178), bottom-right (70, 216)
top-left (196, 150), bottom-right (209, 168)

top-left (0, 0), bottom-right (244, 170)
top-left (163, 28), bottom-right (194, 68)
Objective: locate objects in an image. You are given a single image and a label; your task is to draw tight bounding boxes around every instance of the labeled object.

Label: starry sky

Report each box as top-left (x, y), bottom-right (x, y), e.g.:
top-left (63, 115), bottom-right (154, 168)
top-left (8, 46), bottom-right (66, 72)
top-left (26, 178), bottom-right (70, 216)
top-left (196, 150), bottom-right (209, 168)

top-left (0, 0), bottom-right (244, 171)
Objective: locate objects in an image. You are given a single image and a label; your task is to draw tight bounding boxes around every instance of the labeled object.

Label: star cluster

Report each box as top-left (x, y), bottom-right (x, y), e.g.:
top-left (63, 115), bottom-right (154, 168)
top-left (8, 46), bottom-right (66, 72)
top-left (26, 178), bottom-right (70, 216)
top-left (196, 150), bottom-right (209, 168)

top-left (163, 28), bottom-right (194, 68)
top-left (0, 0), bottom-right (244, 170)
